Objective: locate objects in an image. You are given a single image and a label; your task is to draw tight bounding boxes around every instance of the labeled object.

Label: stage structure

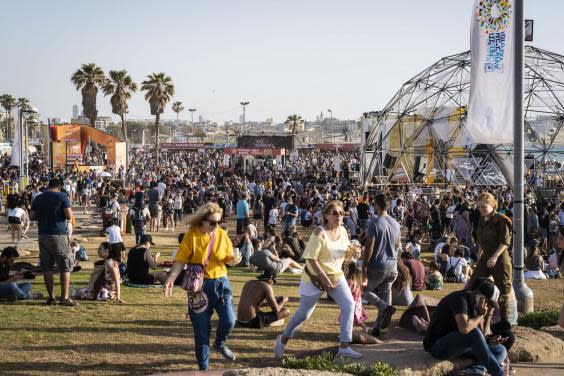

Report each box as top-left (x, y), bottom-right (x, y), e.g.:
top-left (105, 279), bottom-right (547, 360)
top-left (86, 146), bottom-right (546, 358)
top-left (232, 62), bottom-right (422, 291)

top-left (362, 46), bottom-right (564, 187)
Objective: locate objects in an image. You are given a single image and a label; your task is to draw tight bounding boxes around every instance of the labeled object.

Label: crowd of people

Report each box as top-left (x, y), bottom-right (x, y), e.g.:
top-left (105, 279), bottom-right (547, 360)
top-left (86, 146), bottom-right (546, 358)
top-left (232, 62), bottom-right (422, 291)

top-left (1, 147), bottom-right (564, 375)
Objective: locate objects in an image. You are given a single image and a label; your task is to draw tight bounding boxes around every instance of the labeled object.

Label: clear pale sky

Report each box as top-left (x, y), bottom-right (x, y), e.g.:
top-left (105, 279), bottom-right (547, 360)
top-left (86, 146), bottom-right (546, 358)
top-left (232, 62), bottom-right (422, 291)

top-left (1, 0), bottom-right (561, 123)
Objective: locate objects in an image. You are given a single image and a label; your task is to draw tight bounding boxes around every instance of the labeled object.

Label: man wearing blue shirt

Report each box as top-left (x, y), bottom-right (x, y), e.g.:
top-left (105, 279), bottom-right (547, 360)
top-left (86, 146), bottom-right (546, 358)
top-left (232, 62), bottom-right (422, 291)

top-left (236, 193), bottom-right (250, 235)
top-left (30, 179), bottom-right (77, 306)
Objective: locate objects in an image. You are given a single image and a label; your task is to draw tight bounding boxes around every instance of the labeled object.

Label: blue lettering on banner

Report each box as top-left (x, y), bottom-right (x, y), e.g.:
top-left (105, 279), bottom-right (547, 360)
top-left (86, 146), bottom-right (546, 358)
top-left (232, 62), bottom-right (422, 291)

top-left (484, 32), bottom-right (505, 73)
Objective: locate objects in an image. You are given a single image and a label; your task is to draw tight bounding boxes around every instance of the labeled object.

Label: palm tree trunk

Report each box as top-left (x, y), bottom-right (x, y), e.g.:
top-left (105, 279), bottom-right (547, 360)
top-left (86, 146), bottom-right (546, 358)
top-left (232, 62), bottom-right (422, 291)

top-left (120, 113), bottom-right (127, 143)
top-left (155, 113), bottom-right (160, 166)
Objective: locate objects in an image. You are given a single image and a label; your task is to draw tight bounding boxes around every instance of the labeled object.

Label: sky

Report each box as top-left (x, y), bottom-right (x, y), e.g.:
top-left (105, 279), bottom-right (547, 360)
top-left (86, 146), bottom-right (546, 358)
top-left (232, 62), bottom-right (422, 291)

top-left (1, 0), bottom-right (562, 124)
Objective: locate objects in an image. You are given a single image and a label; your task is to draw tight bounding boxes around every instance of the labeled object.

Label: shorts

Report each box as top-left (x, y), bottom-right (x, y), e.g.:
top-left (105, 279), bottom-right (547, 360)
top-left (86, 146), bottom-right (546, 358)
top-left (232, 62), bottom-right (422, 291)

top-left (39, 234), bottom-right (73, 273)
top-left (237, 310), bottom-right (278, 329)
top-left (149, 205), bottom-right (159, 218)
top-left (274, 258), bottom-right (292, 274)
top-left (129, 274), bottom-right (156, 285)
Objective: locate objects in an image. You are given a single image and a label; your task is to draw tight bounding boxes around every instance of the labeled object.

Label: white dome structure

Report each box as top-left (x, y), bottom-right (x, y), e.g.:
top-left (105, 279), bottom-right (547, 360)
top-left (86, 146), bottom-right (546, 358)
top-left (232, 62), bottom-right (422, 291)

top-left (362, 46), bottom-right (564, 187)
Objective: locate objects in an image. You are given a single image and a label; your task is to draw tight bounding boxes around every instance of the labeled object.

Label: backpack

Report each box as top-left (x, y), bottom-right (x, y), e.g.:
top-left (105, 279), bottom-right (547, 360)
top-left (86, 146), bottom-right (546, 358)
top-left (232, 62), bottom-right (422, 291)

top-left (131, 207), bottom-right (145, 226)
top-left (102, 202), bottom-right (114, 221)
top-left (445, 258), bottom-right (462, 282)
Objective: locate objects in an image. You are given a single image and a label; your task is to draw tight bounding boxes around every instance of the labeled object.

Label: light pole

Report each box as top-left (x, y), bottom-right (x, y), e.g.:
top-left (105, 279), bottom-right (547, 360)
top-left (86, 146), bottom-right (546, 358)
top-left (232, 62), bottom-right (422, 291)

top-left (189, 108), bottom-right (197, 125)
top-left (17, 106), bottom-right (38, 191)
top-left (240, 101), bottom-right (250, 129)
top-left (327, 109), bottom-right (333, 143)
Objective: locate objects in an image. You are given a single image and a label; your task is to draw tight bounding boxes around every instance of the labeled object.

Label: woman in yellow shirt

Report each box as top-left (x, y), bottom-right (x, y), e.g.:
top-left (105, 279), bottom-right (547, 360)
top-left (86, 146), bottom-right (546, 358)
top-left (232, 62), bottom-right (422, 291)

top-left (164, 202), bottom-right (240, 371)
top-left (274, 200), bottom-right (361, 360)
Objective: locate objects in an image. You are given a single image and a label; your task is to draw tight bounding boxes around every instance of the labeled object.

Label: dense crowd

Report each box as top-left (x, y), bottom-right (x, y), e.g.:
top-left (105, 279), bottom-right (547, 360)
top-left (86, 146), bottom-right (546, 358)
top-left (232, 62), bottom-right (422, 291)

top-left (1, 147), bottom-right (564, 374)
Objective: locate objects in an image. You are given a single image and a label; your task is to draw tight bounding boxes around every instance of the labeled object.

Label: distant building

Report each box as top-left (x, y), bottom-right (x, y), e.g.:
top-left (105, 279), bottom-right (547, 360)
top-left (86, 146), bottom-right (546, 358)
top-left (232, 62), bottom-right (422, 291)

top-left (94, 116), bottom-right (114, 130)
top-left (72, 105), bottom-right (79, 119)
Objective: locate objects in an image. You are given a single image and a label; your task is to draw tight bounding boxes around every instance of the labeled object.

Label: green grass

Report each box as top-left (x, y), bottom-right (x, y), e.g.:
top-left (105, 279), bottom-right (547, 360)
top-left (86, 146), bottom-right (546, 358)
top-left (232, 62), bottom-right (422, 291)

top-left (282, 352), bottom-right (398, 376)
top-left (2, 213), bottom-right (563, 375)
top-left (517, 309), bottom-right (560, 330)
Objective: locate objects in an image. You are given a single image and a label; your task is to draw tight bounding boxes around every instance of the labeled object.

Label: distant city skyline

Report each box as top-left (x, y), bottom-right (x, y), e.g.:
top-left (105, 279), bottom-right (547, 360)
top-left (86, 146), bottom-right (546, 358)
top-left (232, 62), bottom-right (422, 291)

top-left (1, 0), bottom-right (562, 124)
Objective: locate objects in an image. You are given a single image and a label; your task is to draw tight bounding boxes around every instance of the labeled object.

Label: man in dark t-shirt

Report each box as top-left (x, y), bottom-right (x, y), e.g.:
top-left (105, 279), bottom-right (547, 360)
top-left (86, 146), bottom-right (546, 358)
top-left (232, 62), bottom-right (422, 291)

top-left (423, 279), bottom-right (507, 376)
top-left (262, 191), bottom-right (276, 229)
top-left (30, 179), bottom-right (76, 306)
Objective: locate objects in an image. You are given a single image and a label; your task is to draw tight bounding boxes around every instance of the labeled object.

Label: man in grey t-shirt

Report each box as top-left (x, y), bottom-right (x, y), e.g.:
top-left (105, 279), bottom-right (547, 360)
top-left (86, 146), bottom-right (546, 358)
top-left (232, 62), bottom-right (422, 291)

top-left (362, 193), bottom-right (401, 335)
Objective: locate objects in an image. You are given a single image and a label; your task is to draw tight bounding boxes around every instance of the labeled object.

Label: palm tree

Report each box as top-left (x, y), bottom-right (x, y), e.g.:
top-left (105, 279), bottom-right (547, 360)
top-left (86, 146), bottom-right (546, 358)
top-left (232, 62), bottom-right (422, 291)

top-left (16, 97), bottom-right (30, 111)
top-left (140, 72), bottom-right (175, 164)
top-left (172, 101), bottom-right (184, 123)
top-left (71, 63), bottom-right (108, 127)
top-left (285, 114), bottom-right (304, 135)
top-left (0, 94), bottom-right (16, 140)
top-left (102, 69), bottom-right (138, 142)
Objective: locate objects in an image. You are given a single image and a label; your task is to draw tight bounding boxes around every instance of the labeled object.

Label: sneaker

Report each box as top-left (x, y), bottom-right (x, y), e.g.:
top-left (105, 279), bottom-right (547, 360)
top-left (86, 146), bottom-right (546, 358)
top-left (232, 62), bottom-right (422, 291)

top-left (373, 305), bottom-right (396, 331)
top-left (269, 319), bottom-right (285, 327)
top-left (213, 344), bottom-right (236, 361)
top-left (59, 299), bottom-right (80, 307)
top-left (274, 335), bottom-right (286, 359)
top-left (454, 368), bottom-right (487, 376)
top-left (45, 297), bottom-right (57, 306)
top-left (337, 346), bottom-right (362, 359)
top-left (29, 292), bottom-right (43, 300)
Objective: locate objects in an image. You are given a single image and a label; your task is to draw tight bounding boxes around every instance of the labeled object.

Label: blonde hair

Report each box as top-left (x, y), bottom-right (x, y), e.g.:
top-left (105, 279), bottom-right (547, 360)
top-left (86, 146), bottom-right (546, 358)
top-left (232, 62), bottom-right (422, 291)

top-left (323, 200), bottom-right (344, 225)
top-left (477, 192), bottom-right (498, 211)
top-left (186, 202), bottom-right (223, 227)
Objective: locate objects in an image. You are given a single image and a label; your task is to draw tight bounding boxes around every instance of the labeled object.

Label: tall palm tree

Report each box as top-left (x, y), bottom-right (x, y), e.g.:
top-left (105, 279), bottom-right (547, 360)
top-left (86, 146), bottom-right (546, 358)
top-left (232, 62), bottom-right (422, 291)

top-left (172, 101), bottom-right (184, 123)
top-left (102, 69), bottom-right (138, 142)
top-left (16, 97), bottom-right (30, 111)
top-left (71, 63), bottom-right (107, 127)
top-left (285, 114), bottom-right (304, 135)
top-left (0, 94), bottom-right (16, 140)
top-left (141, 72), bottom-right (175, 164)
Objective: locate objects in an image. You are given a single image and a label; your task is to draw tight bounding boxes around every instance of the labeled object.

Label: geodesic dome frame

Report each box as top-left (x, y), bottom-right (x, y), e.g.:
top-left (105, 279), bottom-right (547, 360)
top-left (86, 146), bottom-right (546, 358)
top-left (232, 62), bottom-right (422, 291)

top-left (362, 46), bottom-right (564, 187)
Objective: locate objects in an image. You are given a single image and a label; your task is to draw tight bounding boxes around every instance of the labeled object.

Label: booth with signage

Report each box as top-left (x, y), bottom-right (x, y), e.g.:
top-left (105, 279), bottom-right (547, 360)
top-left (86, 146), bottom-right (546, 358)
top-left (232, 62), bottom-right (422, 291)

top-left (50, 124), bottom-right (127, 171)
top-left (223, 147), bottom-right (286, 172)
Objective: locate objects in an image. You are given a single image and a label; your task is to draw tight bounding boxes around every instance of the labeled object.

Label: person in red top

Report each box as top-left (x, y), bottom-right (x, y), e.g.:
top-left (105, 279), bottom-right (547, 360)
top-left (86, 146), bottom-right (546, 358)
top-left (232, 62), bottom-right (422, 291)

top-left (401, 250), bottom-right (426, 291)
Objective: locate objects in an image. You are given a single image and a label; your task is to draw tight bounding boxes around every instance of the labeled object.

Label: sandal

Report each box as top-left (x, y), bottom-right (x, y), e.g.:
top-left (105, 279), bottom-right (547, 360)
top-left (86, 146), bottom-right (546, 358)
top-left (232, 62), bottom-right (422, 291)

top-left (45, 298), bottom-right (57, 306)
top-left (59, 299), bottom-right (80, 307)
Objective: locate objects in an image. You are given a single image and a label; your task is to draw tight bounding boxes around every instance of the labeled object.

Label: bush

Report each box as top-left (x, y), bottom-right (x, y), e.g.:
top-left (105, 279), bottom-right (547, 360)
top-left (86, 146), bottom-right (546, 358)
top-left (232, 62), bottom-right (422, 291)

top-left (281, 352), bottom-right (398, 376)
top-left (518, 309), bottom-right (559, 330)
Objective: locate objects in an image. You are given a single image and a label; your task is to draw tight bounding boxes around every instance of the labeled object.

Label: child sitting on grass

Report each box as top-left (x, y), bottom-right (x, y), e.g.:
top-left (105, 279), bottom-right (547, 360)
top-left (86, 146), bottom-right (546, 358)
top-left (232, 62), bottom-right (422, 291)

top-left (425, 261), bottom-right (443, 290)
top-left (343, 262), bottom-right (383, 345)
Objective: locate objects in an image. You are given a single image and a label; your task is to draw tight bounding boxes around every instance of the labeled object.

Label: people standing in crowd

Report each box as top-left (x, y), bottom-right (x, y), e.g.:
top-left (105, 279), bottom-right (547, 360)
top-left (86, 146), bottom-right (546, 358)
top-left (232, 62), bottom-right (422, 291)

top-left (362, 193), bottom-right (401, 335)
top-left (30, 178), bottom-right (77, 306)
top-left (129, 192), bottom-right (151, 245)
top-left (236, 193), bottom-right (250, 235)
top-left (164, 202), bottom-right (241, 371)
top-left (468, 192), bottom-right (513, 321)
top-left (275, 201), bottom-right (361, 360)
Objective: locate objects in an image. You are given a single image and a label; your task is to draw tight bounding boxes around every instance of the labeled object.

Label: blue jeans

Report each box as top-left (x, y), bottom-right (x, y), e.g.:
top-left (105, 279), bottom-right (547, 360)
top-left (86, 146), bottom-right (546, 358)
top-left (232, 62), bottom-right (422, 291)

top-left (188, 276), bottom-right (236, 370)
top-left (0, 282), bottom-right (32, 299)
top-left (428, 328), bottom-right (506, 376)
top-left (134, 230), bottom-right (144, 245)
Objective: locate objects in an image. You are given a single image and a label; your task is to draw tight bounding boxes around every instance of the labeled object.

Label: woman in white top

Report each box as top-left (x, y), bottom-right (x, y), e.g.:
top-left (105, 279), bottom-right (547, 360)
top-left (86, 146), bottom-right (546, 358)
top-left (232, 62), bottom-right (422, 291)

top-left (275, 200), bottom-right (361, 360)
top-left (8, 204), bottom-right (26, 243)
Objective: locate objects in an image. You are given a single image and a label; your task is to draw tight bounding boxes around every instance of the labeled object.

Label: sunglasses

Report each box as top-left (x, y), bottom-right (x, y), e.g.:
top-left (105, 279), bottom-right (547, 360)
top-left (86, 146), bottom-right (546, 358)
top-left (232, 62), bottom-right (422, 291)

top-left (331, 210), bottom-right (345, 216)
top-left (204, 219), bottom-right (221, 227)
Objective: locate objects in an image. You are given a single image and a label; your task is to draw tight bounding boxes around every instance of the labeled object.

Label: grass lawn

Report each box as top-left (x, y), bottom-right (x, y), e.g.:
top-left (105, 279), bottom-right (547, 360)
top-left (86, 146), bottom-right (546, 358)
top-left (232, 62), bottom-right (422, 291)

top-left (1, 213), bottom-right (563, 376)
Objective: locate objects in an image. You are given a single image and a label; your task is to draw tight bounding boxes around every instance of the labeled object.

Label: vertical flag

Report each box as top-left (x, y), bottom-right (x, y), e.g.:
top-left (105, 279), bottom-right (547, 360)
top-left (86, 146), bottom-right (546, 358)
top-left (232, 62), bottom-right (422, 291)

top-left (467, 0), bottom-right (515, 144)
top-left (10, 112), bottom-right (21, 167)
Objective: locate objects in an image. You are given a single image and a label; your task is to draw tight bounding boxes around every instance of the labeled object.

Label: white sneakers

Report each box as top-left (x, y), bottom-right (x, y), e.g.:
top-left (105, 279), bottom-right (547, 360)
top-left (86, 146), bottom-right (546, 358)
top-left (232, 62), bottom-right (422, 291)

top-left (337, 346), bottom-right (362, 359)
top-left (274, 335), bottom-right (286, 359)
top-left (274, 335), bottom-right (362, 360)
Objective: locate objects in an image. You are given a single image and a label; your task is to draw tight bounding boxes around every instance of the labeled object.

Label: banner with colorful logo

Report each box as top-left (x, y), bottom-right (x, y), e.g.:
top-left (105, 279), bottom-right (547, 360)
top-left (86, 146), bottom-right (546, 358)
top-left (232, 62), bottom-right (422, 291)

top-left (467, 0), bottom-right (514, 144)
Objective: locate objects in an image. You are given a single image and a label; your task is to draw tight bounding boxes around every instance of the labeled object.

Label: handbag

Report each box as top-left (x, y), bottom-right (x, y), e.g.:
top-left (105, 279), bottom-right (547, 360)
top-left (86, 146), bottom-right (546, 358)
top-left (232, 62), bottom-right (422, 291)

top-left (303, 264), bottom-right (327, 291)
top-left (181, 231), bottom-right (216, 293)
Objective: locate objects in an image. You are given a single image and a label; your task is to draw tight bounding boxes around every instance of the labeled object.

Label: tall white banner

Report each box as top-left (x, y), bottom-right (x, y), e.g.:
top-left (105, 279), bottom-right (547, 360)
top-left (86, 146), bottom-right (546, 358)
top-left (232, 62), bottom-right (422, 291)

top-left (10, 113), bottom-right (21, 167)
top-left (467, 0), bottom-right (514, 144)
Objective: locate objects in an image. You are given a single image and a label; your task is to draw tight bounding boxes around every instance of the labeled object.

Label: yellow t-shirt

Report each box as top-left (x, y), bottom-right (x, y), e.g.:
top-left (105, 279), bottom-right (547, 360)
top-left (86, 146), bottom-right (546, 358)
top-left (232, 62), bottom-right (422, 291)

top-left (301, 226), bottom-right (349, 284)
top-left (175, 227), bottom-right (233, 279)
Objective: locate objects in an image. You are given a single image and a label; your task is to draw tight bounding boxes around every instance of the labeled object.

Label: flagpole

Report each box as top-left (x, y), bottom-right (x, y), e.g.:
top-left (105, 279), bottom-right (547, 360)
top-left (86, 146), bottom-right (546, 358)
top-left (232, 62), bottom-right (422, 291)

top-left (513, 0), bottom-right (534, 313)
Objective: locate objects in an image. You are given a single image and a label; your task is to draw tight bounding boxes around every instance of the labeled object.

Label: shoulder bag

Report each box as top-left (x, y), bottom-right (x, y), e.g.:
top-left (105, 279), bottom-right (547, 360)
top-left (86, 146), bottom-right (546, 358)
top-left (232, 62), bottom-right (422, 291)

top-left (181, 231), bottom-right (216, 293)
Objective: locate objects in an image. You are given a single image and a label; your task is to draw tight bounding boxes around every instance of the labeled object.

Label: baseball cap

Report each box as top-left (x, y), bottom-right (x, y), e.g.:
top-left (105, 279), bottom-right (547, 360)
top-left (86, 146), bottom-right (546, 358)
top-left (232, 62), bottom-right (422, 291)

top-left (477, 279), bottom-right (500, 309)
top-left (257, 270), bottom-right (276, 283)
top-left (139, 234), bottom-right (156, 245)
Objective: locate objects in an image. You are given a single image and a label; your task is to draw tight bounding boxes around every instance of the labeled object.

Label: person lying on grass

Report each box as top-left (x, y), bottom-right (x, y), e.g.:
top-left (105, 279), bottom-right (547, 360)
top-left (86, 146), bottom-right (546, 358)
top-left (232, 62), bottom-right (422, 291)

top-left (237, 270), bottom-right (290, 329)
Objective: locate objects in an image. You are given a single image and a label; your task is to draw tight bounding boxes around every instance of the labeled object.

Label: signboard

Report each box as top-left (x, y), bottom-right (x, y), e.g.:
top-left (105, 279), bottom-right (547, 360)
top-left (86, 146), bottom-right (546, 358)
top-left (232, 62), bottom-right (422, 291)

top-left (237, 135), bottom-right (294, 150)
top-left (66, 142), bottom-right (82, 164)
top-left (316, 143), bottom-right (360, 151)
top-left (160, 142), bottom-right (210, 150)
top-left (223, 147), bottom-right (285, 156)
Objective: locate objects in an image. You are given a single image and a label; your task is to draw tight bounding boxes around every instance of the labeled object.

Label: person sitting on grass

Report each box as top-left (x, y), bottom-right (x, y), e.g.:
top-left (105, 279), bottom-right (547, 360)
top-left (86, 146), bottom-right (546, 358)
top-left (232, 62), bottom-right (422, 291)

top-left (425, 261), bottom-right (444, 290)
top-left (126, 234), bottom-right (167, 285)
top-left (249, 238), bottom-right (303, 275)
top-left (236, 270), bottom-right (290, 329)
top-left (0, 247), bottom-right (43, 301)
top-left (343, 262), bottom-right (383, 345)
top-left (423, 278), bottom-right (507, 376)
top-left (72, 242), bottom-right (123, 302)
